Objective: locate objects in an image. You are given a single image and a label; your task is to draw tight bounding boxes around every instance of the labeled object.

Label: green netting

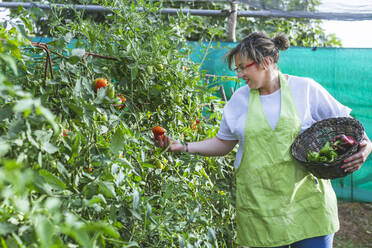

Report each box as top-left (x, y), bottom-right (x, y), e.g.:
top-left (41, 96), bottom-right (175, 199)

top-left (188, 42), bottom-right (372, 203)
top-left (188, 42), bottom-right (239, 99)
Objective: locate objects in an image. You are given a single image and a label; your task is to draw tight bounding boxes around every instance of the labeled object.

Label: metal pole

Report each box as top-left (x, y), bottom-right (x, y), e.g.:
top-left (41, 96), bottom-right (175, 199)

top-left (158, 8), bottom-right (228, 16)
top-left (1, 2), bottom-right (372, 21)
top-left (0, 2), bottom-right (228, 16)
top-left (237, 9), bottom-right (372, 21)
top-left (0, 2), bottom-right (112, 13)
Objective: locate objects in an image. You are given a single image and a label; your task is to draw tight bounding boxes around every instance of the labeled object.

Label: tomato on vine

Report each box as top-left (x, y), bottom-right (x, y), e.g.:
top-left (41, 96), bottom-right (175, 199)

top-left (93, 78), bottom-right (108, 92)
top-left (152, 126), bottom-right (165, 141)
top-left (114, 94), bottom-right (127, 110)
top-left (107, 84), bottom-right (115, 98)
top-left (62, 129), bottom-right (69, 137)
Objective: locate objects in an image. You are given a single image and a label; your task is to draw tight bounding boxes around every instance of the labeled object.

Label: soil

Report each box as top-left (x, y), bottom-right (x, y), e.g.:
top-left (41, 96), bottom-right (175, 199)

top-left (335, 201), bottom-right (372, 248)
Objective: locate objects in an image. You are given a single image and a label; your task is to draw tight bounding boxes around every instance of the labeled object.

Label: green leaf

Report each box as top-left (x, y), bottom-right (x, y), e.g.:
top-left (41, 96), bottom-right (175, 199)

top-left (110, 129), bottom-right (124, 156)
top-left (41, 142), bottom-right (59, 154)
top-left (1, 54), bottom-right (18, 75)
top-left (64, 32), bottom-right (73, 43)
top-left (140, 163), bottom-right (155, 169)
top-left (115, 170), bottom-right (125, 186)
top-left (82, 182), bottom-right (98, 198)
top-left (34, 130), bottom-right (52, 143)
top-left (178, 235), bottom-right (185, 248)
top-left (67, 103), bottom-right (84, 116)
top-left (83, 222), bottom-right (120, 239)
top-left (45, 197), bottom-right (61, 211)
top-left (0, 75), bottom-right (5, 84)
top-left (125, 241), bottom-right (139, 247)
top-left (84, 194), bottom-right (106, 206)
top-left (11, 233), bottom-right (25, 248)
top-left (0, 222), bottom-right (17, 235)
top-left (37, 106), bottom-right (58, 132)
top-left (39, 169), bottom-right (67, 190)
top-left (130, 65), bottom-right (138, 81)
top-left (15, 197), bottom-right (30, 213)
top-left (132, 190), bottom-right (140, 210)
top-left (20, 16), bottom-right (34, 33)
top-left (26, 122), bottom-right (39, 148)
top-left (69, 56), bottom-right (80, 65)
top-left (94, 88), bottom-right (107, 104)
top-left (208, 227), bottom-right (216, 243)
top-left (0, 105), bottom-right (13, 121)
top-left (0, 140), bottom-right (10, 157)
top-left (62, 227), bottom-right (91, 247)
top-left (97, 181), bottom-right (116, 198)
top-left (56, 162), bottom-right (70, 179)
top-left (38, 151), bottom-right (43, 168)
top-left (146, 202), bottom-right (152, 216)
top-left (3, 160), bottom-right (23, 170)
top-left (1, 236), bottom-right (8, 248)
top-left (13, 99), bottom-right (34, 112)
top-left (35, 215), bottom-right (55, 248)
top-left (71, 48), bottom-right (85, 58)
top-left (71, 135), bottom-right (81, 156)
top-left (8, 118), bottom-right (25, 137)
top-left (74, 78), bottom-right (82, 95)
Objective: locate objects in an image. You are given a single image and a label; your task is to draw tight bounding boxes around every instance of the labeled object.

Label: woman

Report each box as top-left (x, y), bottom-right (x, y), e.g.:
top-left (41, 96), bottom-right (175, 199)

top-left (154, 32), bottom-right (371, 248)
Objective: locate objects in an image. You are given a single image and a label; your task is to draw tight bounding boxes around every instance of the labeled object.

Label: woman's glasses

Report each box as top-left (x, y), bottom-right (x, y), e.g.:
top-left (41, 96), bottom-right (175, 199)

top-left (233, 61), bottom-right (255, 73)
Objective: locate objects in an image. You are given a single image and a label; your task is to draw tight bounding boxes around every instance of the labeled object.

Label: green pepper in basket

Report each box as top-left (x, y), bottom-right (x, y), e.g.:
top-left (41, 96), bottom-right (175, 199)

top-left (306, 141), bottom-right (339, 163)
top-left (318, 156), bottom-right (328, 162)
top-left (306, 150), bottom-right (320, 162)
top-left (319, 141), bottom-right (332, 155)
top-left (328, 150), bottom-right (338, 162)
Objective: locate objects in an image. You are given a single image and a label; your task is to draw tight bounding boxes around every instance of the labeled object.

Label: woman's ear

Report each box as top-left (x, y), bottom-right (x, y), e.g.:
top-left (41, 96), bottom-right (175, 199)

top-left (261, 57), bottom-right (271, 70)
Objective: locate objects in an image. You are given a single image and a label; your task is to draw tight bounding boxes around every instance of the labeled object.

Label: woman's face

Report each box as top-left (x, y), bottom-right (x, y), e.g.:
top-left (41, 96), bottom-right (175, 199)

top-left (234, 54), bottom-right (268, 90)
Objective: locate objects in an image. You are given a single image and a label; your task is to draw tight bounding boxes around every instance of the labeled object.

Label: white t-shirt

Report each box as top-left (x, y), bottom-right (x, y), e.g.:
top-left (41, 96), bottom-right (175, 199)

top-left (217, 75), bottom-right (352, 169)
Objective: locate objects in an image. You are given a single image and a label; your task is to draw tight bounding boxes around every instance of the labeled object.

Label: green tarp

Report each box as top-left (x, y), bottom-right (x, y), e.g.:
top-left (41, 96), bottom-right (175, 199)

top-left (188, 42), bottom-right (372, 202)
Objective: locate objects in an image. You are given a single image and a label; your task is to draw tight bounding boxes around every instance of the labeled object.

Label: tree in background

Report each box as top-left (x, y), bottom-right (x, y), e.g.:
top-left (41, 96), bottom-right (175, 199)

top-left (162, 0), bottom-right (341, 47)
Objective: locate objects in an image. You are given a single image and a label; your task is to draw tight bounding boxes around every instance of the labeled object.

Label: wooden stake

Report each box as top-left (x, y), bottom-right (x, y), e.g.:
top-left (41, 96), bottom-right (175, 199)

top-left (219, 85), bottom-right (227, 101)
top-left (228, 2), bottom-right (237, 42)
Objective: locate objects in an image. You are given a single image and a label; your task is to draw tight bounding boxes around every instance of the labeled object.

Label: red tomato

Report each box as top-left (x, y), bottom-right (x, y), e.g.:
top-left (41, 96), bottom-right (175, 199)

top-left (152, 126), bottom-right (165, 141)
top-left (93, 78), bottom-right (108, 92)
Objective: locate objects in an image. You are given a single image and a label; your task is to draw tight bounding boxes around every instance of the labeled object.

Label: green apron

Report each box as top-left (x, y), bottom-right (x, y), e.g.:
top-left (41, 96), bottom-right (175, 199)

top-left (235, 73), bottom-right (339, 247)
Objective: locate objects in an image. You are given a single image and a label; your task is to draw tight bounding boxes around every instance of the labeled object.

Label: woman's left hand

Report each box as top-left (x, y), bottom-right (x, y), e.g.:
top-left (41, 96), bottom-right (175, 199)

top-left (341, 134), bottom-right (372, 173)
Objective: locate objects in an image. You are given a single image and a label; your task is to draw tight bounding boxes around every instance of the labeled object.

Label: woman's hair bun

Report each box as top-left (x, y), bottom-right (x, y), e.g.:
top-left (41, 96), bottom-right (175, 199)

top-left (273, 33), bottom-right (290, 51)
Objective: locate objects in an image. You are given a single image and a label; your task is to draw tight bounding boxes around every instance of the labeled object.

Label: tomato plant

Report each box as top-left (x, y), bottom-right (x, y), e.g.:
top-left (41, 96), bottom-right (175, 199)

top-left (0, 1), bottom-right (237, 247)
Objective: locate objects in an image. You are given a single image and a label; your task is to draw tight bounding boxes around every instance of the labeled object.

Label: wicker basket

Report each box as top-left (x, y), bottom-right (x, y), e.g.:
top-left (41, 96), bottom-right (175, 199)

top-left (291, 117), bottom-right (364, 179)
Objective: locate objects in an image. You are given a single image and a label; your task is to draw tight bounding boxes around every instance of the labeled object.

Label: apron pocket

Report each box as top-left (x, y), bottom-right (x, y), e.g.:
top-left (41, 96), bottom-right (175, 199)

top-left (236, 161), bottom-right (323, 217)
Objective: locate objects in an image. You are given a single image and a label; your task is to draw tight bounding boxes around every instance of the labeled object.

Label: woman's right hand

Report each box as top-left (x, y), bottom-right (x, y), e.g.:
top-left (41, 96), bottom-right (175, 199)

top-left (154, 135), bottom-right (185, 152)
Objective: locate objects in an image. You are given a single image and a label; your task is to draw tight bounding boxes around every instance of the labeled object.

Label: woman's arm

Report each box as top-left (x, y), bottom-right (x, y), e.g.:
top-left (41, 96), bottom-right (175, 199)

top-left (155, 136), bottom-right (238, 156)
top-left (186, 137), bottom-right (238, 156)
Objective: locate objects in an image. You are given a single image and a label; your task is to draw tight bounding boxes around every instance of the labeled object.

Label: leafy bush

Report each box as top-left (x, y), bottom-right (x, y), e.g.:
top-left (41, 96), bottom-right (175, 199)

top-left (0, 0), bottom-right (237, 247)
